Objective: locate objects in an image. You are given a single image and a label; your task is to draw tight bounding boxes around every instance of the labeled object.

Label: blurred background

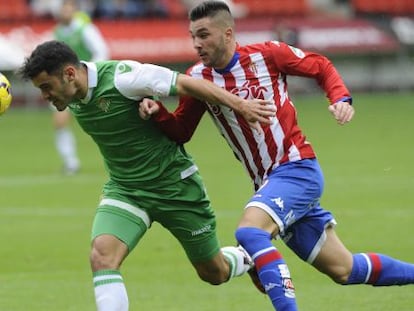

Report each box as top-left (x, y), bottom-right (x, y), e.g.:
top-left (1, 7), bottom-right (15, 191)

top-left (1, 0), bottom-right (414, 106)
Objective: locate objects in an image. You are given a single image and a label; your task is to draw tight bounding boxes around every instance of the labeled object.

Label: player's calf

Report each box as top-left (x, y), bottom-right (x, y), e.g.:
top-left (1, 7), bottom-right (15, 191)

top-left (236, 227), bottom-right (298, 310)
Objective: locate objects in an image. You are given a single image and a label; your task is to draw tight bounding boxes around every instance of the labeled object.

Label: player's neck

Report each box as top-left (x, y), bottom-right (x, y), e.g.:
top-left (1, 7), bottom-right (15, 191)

top-left (215, 43), bottom-right (237, 70)
top-left (75, 64), bottom-right (89, 100)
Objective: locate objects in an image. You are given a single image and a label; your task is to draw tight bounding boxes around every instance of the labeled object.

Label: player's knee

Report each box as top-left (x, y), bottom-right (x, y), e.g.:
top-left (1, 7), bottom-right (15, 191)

top-left (90, 246), bottom-right (115, 271)
top-left (327, 267), bottom-right (352, 285)
top-left (89, 237), bottom-right (125, 271)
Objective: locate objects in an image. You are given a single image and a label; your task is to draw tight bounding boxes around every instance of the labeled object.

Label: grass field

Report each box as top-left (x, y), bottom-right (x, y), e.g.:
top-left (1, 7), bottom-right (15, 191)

top-left (0, 91), bottom-right (413, 310)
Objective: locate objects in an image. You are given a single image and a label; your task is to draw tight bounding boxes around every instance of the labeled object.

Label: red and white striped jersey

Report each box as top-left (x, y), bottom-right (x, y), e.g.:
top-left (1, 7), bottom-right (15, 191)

top-left (153, 41), bottom-right (351, 189)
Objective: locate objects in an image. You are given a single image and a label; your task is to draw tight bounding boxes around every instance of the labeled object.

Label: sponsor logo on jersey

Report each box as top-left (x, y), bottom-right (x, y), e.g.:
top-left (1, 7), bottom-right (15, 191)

top-left (206, 79), bottom-right (269, 116)
top-left (191, 224), bottom-right (212, 236)
top-left (231, 80), bottom-right (268, 100)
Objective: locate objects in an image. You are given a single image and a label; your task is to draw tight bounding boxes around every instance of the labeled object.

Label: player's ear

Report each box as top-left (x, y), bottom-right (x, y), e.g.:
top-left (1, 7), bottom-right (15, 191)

top-left (63, 65), bottom-right (76, 82)
top-left (224, 27), bottom-right (233, 43)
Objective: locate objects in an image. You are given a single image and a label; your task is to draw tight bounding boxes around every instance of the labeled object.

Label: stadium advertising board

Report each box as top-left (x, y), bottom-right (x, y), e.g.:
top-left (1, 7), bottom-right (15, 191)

top-left (0, 18), bottom-right (400, 71)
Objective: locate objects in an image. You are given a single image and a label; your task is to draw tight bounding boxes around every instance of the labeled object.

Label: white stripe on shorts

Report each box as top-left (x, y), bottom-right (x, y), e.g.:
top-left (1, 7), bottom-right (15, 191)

top-left (99, 198), bottom-right (151, 229)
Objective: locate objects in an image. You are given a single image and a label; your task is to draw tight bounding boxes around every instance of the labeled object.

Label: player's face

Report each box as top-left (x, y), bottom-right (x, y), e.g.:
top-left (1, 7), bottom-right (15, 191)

top-left (32, 68), bottom-right (77, 111)
top-left (58, 0), bottom-right (76, 24)
top-left (190, 17), bottom-right (229, 68)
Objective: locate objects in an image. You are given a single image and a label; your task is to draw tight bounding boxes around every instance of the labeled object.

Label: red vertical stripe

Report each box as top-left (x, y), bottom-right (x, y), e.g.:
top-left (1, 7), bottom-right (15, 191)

top-left (201, 66), bottom-right (257, 182)
top-left (238, 54), bottom-right (269, 180)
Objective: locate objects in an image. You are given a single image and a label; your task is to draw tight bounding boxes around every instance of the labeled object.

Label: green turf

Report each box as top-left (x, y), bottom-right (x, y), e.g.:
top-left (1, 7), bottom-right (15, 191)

top-left (0, 91), bottom-right (413, 310)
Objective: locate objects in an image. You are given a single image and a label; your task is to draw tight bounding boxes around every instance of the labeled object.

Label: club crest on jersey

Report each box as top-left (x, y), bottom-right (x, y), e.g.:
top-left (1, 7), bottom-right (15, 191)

top-left (248, 62), bottom-right (258, 75)
top-left (96, 97), bottom-right (111, 112)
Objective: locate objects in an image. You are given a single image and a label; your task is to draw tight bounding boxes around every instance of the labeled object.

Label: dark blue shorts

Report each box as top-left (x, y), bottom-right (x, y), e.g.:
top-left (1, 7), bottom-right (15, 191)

top-left (246, 158), bottom-right (336, 263)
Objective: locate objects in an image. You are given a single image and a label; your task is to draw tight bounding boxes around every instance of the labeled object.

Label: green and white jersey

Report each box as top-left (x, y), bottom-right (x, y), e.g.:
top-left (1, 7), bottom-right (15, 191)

top-left (54, 17), bottom-right (92, 61)
top-left (69, 60), bottom-right (198, 188)
top-left (54, 15), bottom-right (109, 61)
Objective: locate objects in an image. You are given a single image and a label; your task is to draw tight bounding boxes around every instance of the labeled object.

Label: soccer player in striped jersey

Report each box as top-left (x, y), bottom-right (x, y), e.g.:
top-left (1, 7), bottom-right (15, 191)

top-left (18, 40), bottom-right (276, 311)
top-left (139, 1), bottom-right (414, 310)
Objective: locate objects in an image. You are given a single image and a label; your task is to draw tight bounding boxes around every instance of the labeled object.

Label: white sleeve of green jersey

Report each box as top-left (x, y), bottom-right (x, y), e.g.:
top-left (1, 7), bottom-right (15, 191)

top-left (114, 60), bottom-right (178, 100)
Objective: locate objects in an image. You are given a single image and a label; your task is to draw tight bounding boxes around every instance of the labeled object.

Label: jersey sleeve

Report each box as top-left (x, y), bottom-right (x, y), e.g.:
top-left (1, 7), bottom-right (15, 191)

top-left (82, 24), bottom-right (110, 61)
top-left (152, 96), bottom-right (206, 144)
top-left (268, 41), bottom-right (351, 104)
top-left (114, 60), bottom-right (178, 100)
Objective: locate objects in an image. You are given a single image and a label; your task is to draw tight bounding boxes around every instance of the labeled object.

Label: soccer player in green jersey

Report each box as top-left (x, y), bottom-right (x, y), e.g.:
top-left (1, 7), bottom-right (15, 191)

top-left (18, 40), bottom-right (275, 311)
top-left (52, 0), bottom-right (109, 175)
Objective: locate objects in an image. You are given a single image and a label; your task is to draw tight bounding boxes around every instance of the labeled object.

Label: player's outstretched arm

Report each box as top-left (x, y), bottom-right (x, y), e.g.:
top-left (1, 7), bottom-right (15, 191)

top-left (175, 73), bottom-right (275, 127)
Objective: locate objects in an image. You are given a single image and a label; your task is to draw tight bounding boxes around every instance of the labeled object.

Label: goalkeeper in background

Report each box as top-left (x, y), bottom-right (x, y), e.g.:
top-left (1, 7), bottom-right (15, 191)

top-left (52, 0), bottom-right (109, 175)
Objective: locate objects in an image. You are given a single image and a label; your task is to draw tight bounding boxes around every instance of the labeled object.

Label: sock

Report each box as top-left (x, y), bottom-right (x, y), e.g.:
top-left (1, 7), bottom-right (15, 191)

top-left (347, 253), bottom-right (414, 286)
top-left (55, 128), bottom-right (79, 171)
top-left (221, 246), bottom-right (252, 278)
top-left (93, 269), bottom-right (129, 311)
top-left (236, 227), bottom-right (298, 311)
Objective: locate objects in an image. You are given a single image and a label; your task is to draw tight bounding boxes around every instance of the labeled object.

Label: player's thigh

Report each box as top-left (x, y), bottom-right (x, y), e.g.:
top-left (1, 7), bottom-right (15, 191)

top-left (246, 159), bottom-right (324, 235)
top-left (283, 206), bottom-right (336, 262)
top-left (92, 201), bottom-right (149, 254)
top-left (312, 227), bottom-right (353, 281)
top-left (153, 173), bottom-right (221, 264)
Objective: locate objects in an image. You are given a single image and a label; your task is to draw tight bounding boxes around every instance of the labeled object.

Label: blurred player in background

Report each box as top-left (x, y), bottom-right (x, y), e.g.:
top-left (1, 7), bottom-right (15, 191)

top-left (139, 1), bottom-right (414, 310)
top-left (53, 0), bottom-right (109, 175)
top-left (19, 40), bottom-right (275, 311)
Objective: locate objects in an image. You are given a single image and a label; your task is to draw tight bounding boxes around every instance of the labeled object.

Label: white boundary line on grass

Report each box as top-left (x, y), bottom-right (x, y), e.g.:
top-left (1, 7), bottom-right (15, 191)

top-left (0, 173), bottom-right (104, 186)
top-left (0, 206), bottom-right (94, 216)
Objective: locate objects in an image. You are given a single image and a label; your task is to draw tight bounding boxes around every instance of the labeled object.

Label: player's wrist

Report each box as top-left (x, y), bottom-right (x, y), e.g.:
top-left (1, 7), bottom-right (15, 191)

top-left (334, 96), bottom-right (353, 105)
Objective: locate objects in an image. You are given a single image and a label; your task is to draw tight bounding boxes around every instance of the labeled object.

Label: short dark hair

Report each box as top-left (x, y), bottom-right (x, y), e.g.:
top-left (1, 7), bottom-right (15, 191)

top-left (19, 40), bottom-right (80, 80)
top-left (189, 1), bottom-right (231, 21)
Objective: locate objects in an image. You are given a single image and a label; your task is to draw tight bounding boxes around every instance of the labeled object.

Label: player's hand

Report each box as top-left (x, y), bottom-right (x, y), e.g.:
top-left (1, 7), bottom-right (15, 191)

top-left (328, 101), bottom-right (354, 125)
top-left (139, 98), bottom-right (160, 120)
top-left (239, 99), bottom-right (276, 134)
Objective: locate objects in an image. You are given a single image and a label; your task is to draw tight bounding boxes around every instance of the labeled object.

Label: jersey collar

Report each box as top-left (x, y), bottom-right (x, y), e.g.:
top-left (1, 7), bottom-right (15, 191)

top-left (80, 61), bottom-right (98, 104)
top-left (214, 51), bottom-right (240, 74)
